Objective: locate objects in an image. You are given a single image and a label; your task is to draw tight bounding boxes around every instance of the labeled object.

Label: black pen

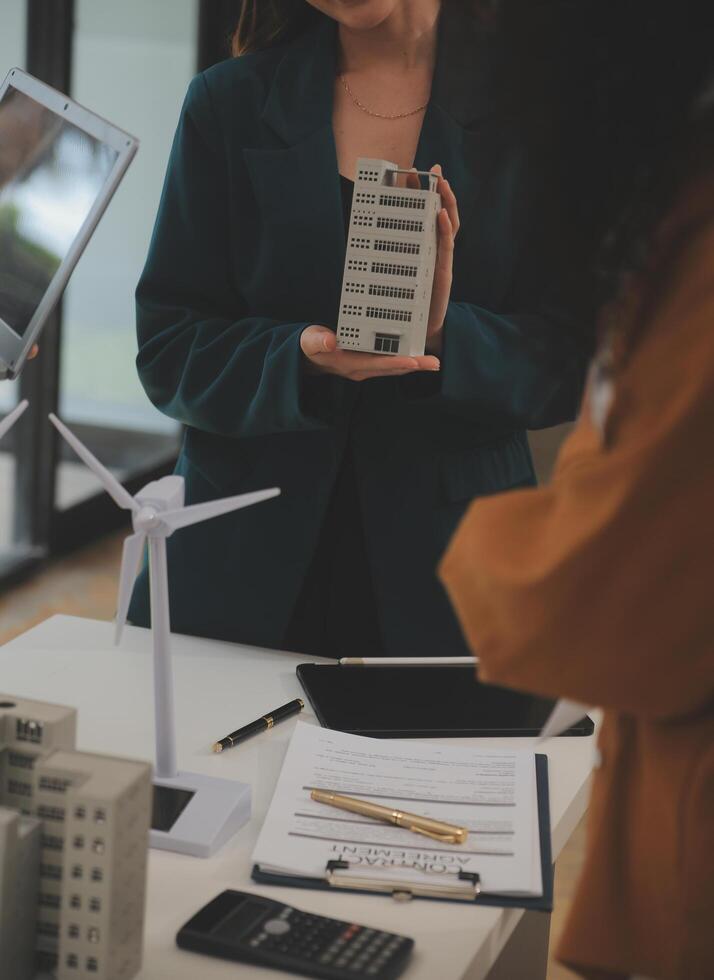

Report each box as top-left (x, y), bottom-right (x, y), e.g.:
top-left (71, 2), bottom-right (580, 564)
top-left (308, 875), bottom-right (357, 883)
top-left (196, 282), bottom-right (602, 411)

top-left (212, 698), bottom-right (304, 753)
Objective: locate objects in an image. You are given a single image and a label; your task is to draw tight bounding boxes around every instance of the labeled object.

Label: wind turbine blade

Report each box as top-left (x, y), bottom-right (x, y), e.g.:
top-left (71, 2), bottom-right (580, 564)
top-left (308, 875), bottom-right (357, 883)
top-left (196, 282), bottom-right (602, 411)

top-left (115, 532), bottom-right (146, 645)
top-left (160, 487), bottom-right (280, 531)
top-left (49, 413), bottom-right (138, 512)
top-left (538, 698), bottom-right (592, 742)
top-left (0, 399), bottom-right (28, 441)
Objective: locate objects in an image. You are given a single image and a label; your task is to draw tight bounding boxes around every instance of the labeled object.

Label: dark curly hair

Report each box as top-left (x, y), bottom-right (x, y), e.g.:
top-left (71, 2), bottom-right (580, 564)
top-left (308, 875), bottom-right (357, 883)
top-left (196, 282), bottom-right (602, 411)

top-left (501, 0), bottom-right (714, 310)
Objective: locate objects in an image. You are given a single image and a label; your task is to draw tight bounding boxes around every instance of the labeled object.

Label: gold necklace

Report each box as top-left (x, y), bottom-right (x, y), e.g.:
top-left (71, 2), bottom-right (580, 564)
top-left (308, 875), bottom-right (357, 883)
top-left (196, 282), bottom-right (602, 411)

top-left (338, 73), bottom-right (429, 120)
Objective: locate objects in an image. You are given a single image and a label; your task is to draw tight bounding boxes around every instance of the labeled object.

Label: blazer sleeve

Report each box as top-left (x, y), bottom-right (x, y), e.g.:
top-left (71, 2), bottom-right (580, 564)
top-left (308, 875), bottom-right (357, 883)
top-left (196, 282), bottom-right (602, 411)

top-left (135, 74), bottom-right (334, 439)
top-left (439, 212), bottom-right (714, 721)
top-left (400, 175), bottom-right (594, 430)
top-left (435, 299), bottom-right (589, 429)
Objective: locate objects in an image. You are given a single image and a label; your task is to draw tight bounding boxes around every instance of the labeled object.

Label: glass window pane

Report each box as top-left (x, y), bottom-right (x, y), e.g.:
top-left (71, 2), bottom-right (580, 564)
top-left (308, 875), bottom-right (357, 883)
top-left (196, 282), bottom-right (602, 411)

top-left (56, 0), bottom-right (194, 508)
top-left (0, 0), bottom-right (26, 561)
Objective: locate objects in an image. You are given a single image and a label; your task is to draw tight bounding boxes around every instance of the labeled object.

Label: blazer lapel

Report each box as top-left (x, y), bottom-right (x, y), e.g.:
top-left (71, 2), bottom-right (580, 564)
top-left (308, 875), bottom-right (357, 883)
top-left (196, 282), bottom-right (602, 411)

top-left (242, 8), bottom-right (505, 325)
top-left (243, 19), bottom-right (345, 328)
top-left (415, 6), bottom-right (505, 236)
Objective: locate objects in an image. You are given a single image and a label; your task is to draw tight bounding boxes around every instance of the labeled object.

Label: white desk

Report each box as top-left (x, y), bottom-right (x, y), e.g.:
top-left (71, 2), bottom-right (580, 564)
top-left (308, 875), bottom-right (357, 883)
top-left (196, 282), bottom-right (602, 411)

top-left (0, 615), bottom-right (596, 980)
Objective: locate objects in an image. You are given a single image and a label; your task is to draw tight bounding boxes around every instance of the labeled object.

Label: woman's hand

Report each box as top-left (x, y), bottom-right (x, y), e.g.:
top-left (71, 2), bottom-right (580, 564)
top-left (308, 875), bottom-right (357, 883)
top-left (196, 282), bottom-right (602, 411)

top-left (419, 164), bottom-right (460, 357)
top-left (300, 163), bottom-right (457, 377)
top-left (300, 325), bottom-right (439, 381)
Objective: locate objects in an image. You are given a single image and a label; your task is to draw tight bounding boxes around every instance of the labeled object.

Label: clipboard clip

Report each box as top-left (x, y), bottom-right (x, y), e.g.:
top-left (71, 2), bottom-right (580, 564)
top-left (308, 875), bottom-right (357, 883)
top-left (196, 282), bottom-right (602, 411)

top-left (325, 860), bottom-right (481, 903)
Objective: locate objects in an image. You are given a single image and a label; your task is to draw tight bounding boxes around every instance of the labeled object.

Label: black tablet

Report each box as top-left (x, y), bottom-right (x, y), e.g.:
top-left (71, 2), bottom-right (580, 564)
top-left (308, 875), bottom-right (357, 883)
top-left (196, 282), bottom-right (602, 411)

top-left (296, 664), bottom-right (594, 738)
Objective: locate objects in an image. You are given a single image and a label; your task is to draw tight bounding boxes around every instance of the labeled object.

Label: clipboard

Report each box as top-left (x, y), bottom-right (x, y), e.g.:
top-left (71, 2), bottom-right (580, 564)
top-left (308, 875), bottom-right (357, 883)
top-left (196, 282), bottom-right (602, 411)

top-left (252, 754), bottom-right (553, 911)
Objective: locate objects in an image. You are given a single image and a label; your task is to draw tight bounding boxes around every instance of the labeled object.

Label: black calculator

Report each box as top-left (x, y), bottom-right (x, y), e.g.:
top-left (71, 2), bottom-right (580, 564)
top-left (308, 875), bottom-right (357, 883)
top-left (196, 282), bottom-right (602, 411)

top-left (176, 889), bottom-right (415, 979)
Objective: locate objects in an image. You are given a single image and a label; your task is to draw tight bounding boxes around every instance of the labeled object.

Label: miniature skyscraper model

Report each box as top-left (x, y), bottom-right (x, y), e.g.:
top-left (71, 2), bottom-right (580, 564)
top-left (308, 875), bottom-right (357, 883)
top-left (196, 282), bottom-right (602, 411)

top-left (0, 694), bottom-right (152, 980)
top-left (49, 413), bottom-right (280, 858)
top-left (337, 158), bottom-right (440, 357)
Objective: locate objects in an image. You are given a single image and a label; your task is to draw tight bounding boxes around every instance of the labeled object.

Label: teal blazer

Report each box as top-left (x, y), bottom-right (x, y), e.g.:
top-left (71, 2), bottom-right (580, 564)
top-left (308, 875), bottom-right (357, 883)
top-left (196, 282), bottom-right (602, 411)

top-left (129, 10), bottom-right (592, 654)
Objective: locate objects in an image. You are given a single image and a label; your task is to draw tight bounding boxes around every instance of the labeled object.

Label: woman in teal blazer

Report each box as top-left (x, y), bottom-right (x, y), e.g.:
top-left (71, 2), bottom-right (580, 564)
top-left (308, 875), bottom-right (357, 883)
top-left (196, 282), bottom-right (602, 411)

top-left (129, 1), bottom-right (594, 656)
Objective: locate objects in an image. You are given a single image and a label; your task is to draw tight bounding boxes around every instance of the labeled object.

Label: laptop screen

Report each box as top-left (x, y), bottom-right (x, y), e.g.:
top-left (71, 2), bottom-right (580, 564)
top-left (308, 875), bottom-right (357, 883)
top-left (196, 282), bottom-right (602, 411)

top-left (0, 85), bottom-right (119, 336)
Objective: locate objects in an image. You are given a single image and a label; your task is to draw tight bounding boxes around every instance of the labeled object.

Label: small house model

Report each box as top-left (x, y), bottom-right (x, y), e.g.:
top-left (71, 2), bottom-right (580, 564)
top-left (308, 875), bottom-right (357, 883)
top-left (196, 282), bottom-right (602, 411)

top-left (336, 158), bottom-right (440, 358)
top-left (0, 694), bottom-right (151, 980)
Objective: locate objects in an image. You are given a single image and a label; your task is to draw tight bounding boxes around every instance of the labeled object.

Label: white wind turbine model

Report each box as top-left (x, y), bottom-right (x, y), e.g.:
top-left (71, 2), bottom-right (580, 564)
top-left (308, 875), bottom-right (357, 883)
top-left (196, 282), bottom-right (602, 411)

top-left (0, 399), bottom-right (28, 440)
top-left (49, 412), bottom-right (280, 857)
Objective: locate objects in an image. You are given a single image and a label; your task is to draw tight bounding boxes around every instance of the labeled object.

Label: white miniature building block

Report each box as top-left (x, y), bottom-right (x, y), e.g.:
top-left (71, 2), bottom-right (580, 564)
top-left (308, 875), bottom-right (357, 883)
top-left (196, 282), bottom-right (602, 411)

top-left (0, 807), bottom-right (41, 980)
top-left (0, 694), bottom-right (77, 814)
top-left (35, 750), bottom-right (152, 980)
top-left (0, 696), bottom-right (152, 979)
top-left (337, 157), bottom-right (440, 357)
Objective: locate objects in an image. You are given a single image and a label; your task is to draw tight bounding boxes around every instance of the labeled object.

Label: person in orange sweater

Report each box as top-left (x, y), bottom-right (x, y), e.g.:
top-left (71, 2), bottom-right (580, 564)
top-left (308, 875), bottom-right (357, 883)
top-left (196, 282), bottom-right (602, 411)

top-left (439, 7), bottom-right (713, 980)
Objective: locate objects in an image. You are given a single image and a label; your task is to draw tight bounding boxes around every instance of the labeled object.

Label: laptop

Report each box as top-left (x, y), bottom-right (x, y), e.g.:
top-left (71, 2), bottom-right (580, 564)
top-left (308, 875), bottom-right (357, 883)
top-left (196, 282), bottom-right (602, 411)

top-left (0, 67), bottom-right (138, 379)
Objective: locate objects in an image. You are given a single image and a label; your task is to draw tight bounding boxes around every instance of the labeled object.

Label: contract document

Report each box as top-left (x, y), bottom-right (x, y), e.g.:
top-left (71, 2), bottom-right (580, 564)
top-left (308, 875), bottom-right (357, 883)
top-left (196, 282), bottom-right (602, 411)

top-left (252, 723), bottom-right (544, 898)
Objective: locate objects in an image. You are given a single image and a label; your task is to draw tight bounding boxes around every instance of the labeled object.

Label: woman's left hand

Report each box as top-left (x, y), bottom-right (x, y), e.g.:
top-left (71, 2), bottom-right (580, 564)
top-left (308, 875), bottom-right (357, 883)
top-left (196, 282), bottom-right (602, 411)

top-left (418, 164), bottom-right (460, 356)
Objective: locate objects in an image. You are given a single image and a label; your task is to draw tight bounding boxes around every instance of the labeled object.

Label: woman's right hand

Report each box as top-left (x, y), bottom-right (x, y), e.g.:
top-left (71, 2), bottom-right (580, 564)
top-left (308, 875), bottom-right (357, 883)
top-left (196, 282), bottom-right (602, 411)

top-left (300, 325), bottom-right (439, 381)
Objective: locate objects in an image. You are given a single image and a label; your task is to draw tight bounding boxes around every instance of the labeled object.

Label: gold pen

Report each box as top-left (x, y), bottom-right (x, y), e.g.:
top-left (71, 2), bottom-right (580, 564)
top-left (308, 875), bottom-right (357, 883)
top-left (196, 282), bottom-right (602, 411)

top-left (311, 789), bottom-right (468, 844)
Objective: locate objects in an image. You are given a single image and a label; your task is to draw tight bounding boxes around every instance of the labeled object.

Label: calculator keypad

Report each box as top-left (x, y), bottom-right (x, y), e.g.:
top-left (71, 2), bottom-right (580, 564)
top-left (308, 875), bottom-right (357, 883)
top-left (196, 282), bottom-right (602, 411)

top-left (245, 908), bottom-right (412, 979)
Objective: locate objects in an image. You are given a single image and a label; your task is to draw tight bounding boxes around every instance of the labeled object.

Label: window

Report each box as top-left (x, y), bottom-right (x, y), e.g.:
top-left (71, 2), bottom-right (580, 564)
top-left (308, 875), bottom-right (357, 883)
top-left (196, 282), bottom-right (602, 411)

top-left (89, 897), bottom-right (101, 913)
top-left (371, 261), bottom-right (418, 278)
top-left (374, 334), bottom-right (401, 354)
top-left (379, 193), bottom-right (425, 210)
top-left (0, 0), bottom-right (26, 568)
top-left (42, 834), bottom-right (64, 852)
top-left (68, 924), bottom-right (80, 939)
top-left (88, 927), bottom-right (100, 943)
top-left (87, 957), bottom-right (99, 972)
top-left (66, 954), bottom-right (79, 969)
top-left (369, 284), bottom-right (415, 301)
top-left (91, 868), bottom-right (103, 882)
top-left (8, 751), bottom-right (35, 769)
top-left (54, 0), bottom-right (192, 518)
top-left (74, 805), bottom-right (86, 819)
top-left (93, 808), bottom-right (106, 824)
top-left (39, 774), bottom-right (71, 793)
top-left (7, 778), bottom-right (32, 797)
top-left (0, 0), bottom-right (197, 587)
top-left (37, 921), bottom-right (60, 938)
top-left (15, 718), bottom-right (43, 743)
top-left (37, 805), bottom-right (65, 822)
top-left (71, 864), bottom-right (83, 879)
top-left (73, 835), bottom-right (85, 849)
top-left (39, 892), bottom-right (62, 909)
top-left (92, 838), bottom-right (105, 854)
top-left (376, 217), bottom-right (423, 233)
top-left (40, 863), bottom-right (63, 881)
top-left (70, 895), bottom-right (82, 909)
top-left (366, 307), bottom-right (412, 323)
top-left (374, 239), bottom-right (420, 255)
top-left (351, 210), bottom-right (374, 228)
top-left (341, 304), bottom-right (363, 317)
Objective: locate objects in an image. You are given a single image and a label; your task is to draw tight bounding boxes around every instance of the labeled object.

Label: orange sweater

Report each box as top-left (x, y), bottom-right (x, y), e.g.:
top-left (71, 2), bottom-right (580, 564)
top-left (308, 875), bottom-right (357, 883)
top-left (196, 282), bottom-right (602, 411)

top-left (440, 175), bottom-right (714, 980)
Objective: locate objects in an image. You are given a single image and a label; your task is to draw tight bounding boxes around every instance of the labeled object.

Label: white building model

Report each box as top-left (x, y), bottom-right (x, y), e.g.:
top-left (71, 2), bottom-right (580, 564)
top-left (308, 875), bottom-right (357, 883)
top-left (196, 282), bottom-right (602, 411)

top-left (0, 694), bottom-right (151, 980)
top-left (336, 158), bottom-right (440, 358)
